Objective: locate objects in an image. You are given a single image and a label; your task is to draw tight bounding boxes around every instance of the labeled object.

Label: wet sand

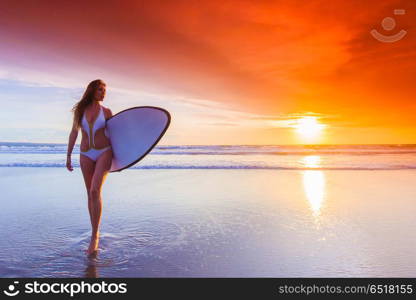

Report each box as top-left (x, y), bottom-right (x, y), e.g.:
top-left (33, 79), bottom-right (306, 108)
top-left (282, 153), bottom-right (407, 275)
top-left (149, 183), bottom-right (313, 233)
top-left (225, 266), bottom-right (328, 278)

top-left (0, 167), bottom-right (415, 277)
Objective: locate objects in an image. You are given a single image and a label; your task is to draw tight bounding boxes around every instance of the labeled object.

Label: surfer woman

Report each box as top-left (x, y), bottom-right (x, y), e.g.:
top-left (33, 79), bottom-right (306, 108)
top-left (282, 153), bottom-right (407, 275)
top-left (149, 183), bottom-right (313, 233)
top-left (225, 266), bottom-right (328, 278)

top-left (66, 79), bottom-right (113, 256)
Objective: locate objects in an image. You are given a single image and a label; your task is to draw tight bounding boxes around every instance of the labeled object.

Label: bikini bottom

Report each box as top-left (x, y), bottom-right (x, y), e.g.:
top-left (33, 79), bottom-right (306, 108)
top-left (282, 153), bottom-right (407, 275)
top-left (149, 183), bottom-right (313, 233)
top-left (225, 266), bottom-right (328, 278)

top-left (80, 146), bottom-right (112, 162)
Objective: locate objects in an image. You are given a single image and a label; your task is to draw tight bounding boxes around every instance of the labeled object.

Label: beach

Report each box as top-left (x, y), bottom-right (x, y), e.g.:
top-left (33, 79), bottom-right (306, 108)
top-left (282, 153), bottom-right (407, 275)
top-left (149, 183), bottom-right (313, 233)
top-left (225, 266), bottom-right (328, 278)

top-left (2, 0), bottom-right (416, 282)
top-left (1, 164), bottom-right (416, 277)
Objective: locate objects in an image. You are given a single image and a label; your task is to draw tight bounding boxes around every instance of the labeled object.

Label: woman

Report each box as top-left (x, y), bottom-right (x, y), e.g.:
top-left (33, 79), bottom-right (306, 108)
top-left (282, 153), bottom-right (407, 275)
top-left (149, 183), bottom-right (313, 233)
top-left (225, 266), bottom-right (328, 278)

top-left (66, 79), bottom-right (113, 256)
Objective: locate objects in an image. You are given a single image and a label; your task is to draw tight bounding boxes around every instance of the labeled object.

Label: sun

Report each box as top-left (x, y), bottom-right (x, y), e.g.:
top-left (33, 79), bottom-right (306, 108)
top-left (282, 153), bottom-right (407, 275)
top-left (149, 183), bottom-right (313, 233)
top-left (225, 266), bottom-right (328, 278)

top-left (294, 116), bottom-right (326, 141)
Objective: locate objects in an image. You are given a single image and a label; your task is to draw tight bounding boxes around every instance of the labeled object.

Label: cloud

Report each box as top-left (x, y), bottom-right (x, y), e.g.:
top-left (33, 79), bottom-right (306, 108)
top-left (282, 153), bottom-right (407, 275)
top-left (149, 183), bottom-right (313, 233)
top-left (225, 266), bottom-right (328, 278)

top-left (0, 0), bottom-right (415, 135)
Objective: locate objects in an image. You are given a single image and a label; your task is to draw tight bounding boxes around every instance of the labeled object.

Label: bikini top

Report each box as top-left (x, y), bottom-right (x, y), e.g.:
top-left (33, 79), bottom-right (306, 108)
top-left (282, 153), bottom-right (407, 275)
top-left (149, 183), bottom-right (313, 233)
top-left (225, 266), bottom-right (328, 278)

top-left (81, 105), bottom-right (108, 149)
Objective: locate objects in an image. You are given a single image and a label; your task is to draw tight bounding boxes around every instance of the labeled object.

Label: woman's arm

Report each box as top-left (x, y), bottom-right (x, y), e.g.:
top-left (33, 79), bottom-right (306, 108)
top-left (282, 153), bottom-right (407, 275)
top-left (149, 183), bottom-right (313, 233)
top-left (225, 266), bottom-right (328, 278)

top-left (67, 122), bottom-right (79, 156)
top-left (104, 107), bottom-right (113, 140)
top-left (104, 107), bottom-right (113, 119)
top-left (66, 120), bottom-right (78, 171)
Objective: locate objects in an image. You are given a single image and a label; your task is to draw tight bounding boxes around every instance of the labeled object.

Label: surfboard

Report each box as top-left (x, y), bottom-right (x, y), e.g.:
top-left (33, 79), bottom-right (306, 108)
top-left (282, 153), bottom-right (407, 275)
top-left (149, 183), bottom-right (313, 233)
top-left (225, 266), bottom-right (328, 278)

top-left (106, 106), bottom-right (171, 172)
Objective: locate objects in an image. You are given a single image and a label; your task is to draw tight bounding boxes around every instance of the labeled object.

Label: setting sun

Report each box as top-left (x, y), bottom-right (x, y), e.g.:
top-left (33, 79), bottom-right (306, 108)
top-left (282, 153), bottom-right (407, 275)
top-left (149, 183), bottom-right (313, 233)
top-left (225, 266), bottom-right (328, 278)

top-left (294, 117), bottom-right (326, 142)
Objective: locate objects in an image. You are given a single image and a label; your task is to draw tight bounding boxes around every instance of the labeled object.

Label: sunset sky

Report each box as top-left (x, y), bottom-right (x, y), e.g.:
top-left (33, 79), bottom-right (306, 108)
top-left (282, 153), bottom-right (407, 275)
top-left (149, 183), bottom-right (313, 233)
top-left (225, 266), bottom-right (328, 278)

top-left (0, 0), bottom-right (415, 145)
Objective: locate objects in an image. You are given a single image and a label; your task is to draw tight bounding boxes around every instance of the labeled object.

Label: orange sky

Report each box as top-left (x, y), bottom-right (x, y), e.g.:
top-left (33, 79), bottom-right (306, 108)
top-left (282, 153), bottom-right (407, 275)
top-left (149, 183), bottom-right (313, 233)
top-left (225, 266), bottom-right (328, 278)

top-left (0, 0), bottom-right (415, 144)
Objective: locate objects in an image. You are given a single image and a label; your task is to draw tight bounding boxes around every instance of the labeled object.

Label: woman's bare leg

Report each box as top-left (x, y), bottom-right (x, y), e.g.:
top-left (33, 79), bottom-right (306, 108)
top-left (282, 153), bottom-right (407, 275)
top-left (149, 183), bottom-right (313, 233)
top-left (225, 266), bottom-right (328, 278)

top-left (80, 155), bottom-right (96, 234)
top-left (88, 149), bottom-right (112, 255)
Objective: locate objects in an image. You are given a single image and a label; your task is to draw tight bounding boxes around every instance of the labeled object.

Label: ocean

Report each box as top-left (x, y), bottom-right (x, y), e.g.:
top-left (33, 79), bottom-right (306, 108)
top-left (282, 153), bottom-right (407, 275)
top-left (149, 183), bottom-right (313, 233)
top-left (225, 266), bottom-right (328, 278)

top-left (1, 143), bottom-right (416, 277)
top-left (1, 142), bottom-right (416, 170)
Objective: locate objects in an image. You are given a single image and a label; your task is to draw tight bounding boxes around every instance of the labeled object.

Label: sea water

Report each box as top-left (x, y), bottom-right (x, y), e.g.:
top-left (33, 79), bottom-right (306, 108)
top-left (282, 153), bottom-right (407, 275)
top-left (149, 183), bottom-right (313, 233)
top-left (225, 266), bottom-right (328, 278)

top-left (1, 143), bottom-right (416, 170)
top-left (0, 143), bottom-right (416, 277)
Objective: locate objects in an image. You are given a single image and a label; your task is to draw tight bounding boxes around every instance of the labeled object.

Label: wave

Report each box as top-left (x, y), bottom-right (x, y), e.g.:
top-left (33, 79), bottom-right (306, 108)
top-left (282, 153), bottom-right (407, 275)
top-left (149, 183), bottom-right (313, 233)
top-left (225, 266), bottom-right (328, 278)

top-left (2, 143), bottom-right (416, 155)
top-left (1, 162), bottom-right (416, 170)
top-left (150, 150), bottom-right (416, 155)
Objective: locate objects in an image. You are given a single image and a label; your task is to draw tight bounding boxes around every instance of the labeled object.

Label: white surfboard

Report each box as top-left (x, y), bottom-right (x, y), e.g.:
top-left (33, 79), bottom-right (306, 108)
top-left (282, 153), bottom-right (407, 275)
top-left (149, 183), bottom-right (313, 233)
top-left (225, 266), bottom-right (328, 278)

top-left (106, 106), bottom-right (171, 172)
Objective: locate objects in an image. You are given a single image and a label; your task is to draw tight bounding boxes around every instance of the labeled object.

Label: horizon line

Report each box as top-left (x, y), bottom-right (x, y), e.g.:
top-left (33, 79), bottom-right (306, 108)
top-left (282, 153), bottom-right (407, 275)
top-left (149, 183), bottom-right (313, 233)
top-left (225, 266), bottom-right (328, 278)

top-left (1, 141), bottom-right (416, 147)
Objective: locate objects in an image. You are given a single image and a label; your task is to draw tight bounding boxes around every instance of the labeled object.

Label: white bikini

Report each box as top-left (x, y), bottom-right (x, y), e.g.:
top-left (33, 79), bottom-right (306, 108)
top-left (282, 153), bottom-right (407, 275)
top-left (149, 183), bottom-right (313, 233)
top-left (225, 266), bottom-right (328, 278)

top-left (80, 105), bottom-right (111, 161)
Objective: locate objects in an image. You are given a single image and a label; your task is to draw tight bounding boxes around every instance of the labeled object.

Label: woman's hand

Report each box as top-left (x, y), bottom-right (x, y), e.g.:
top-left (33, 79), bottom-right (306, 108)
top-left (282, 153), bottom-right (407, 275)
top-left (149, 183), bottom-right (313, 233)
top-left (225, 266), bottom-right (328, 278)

top-left (66, 155), bottom-right (73, 172)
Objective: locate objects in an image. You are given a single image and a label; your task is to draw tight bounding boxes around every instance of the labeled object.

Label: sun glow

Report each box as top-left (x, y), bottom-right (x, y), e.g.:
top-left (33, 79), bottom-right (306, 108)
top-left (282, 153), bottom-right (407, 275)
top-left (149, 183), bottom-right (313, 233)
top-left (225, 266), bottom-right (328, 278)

top-left (294, 116), bottom-right (326, 142)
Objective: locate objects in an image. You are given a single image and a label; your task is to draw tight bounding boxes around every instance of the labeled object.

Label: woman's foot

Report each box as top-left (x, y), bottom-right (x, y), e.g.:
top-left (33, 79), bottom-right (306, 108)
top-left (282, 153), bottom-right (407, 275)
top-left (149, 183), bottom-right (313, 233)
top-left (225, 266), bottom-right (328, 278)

top-left (87, 233), bottom-right (100, 256)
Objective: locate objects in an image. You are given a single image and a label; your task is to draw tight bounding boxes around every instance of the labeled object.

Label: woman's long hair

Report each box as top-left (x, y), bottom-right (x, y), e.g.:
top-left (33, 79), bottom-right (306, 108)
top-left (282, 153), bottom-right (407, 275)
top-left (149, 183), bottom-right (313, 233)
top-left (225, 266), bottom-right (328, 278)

top-left (71, 79), bottom-right (105, 130)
